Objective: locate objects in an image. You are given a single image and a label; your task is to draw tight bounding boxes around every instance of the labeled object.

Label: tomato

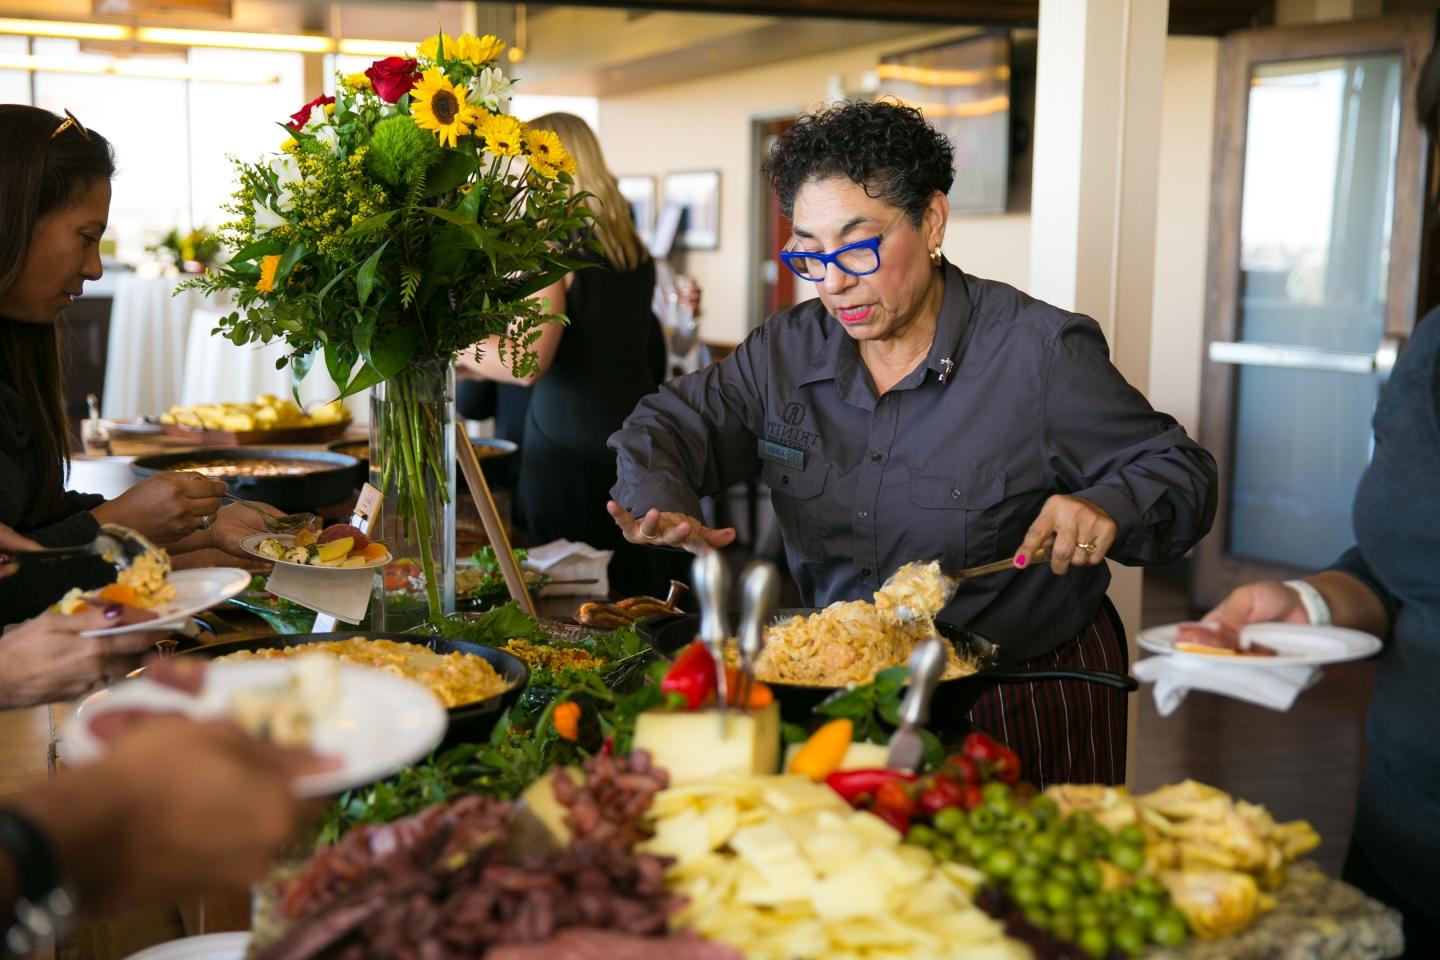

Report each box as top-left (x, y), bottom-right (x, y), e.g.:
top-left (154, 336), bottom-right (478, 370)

top-left (993, 746), bottom-right (1023, 785)
top-left (962, 732), bottom-right (1005, 766)
top-left (917, 774), bottom-right (967, 816)
top-left (874, 779), bottom-right (917, 820)
top-left (944, 752), bottom-right (981, 784)
top-left (958, 783), bottom-right (984, 812)
top-left (383, 560), bottom-right (420, 592)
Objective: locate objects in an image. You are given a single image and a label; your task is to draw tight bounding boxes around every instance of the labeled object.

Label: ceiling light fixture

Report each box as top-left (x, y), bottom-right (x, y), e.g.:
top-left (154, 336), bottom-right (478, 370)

top-left (0, 52), bottom-right (278, 83)
top-left (336, 38), bottom-right (413, 58)
top-left (135, 26), bottom-right (334, 53)
top-left (0, 17), bottom-right (132, 41)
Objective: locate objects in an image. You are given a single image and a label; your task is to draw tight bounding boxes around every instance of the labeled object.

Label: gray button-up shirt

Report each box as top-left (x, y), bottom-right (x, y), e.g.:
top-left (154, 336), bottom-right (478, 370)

top-left (610, 263), bottom-right (1217, 662)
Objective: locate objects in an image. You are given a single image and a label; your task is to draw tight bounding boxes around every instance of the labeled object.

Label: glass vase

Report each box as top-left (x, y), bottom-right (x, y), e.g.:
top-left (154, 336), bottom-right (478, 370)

top-left (369, 359), bottom-right (456, 631)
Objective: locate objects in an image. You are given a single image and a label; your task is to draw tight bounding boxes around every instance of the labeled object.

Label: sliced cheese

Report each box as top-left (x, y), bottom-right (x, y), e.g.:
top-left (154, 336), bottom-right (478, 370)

top-left (633, 702), bottom-right (781, 785)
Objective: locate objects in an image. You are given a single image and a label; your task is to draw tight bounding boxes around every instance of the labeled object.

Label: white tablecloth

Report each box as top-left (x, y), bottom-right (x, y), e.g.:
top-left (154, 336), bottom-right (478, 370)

top-left (101, 273), bottom-right (219, 419)
top-left (180, 308), bottom-right (370, 423)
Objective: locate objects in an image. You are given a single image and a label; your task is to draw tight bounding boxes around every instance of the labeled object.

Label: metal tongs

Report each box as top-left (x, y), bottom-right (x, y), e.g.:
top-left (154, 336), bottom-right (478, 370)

top-left (9, 523), bottom-right (158, 571)
top-left (691, 549), bottom-right (732, 736)
top-left (734, 560), bottom-right (780, 711)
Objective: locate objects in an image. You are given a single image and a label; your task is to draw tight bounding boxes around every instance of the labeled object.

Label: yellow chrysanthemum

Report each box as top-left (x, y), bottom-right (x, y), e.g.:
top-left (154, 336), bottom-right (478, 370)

top-left (524, 129), bottom-right (573, 179)
top-left (280, 137), bottom-right (298, 153)
top-left (256, 254), bottom-right (281, 293)
top-left (456, 33), bottom-right (505, 63)
top-left (324, 102), bottom-right (336, 116)
top-left (418, 32), bottom-right (454, 61)
top-left (341, 72), bottom-right (372, 93)
top-left (478, 113), bottom-right (524, 157)
top-left (410, 67), bottom-right (479, 148)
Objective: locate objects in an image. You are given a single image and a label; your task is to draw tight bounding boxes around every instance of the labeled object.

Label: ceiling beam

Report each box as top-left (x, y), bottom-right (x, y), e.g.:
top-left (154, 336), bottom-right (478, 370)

top-left (547, 0), bottom-right (1272, 35)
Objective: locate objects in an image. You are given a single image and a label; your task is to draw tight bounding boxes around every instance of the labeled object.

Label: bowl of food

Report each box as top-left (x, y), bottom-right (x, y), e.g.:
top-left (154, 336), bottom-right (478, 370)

top-left (131, 448), bottom-right (361, 514)
top-left (182, 632), bottom-right (529, 743)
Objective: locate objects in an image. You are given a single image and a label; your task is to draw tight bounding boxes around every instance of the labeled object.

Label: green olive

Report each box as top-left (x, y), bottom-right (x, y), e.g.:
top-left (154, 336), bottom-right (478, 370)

top-left (1043, 879), bottom-right (1075, 913)
top-left (1077, 925), bottom-right (1111, 959)
top-left (906, 824), bottom-right (940, 848)
top-left (983, 847), bottom-right (1020, 880)
top-left (1011, 880), bottom-right (1045, 908)
top-left (1119, 824), bottom-right (1147, 848)
top-left (1057, 836), bottom-right (1083, 864)
top-left (931, 839), bottom-right (957, 862)
top-left (1023, 905), bottom-right (1050, 930)
top-left (1029, 796), bottom-right (1061, 823)
top-left (1011, 865), bottom-right (1044, 889)
top-left (1009, 810), bottom-right (1040, 835)
top-left (1049, 914), bottom-right (1078, 943)
top-left (1049, 864), bottom-right (1080, 891)
top-left (1150, 913), bottom-right (1189, 947)
top-left (969, 806), bottom-right (998, 834)
top-left (968, 836), bottom-right (998, 862)
top-left (981, 782), bottom-right (1014, 807)
top-left (1076, 860), bottom-right (1103, 892)
top-left (1133, 873), bottom-right (1165, 900)
top-left (1113, 921), bottom-right (1148, 956)
top-left (933, 806), bottom-right (967, 835)
top-left (1074, 906), bottom-right (1104, 930)
top-left (1069, 811), bottom-right (1098, 834)
top-left (1128, 896), bottom-right (1163, 923)
top-left (1108, 840), bottom-right (1145, 874)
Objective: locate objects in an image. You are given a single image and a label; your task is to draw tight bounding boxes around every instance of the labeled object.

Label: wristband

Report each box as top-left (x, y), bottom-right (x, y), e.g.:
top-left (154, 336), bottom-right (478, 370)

top-left (1283, 580), bottom-right (1332, 626)
top-left (0, 809), bottom-right (74, 958)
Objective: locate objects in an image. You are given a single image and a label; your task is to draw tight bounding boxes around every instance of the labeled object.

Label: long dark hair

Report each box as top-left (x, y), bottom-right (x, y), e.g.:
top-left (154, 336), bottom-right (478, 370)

top-left (0, 106), bottom-right (114, 525)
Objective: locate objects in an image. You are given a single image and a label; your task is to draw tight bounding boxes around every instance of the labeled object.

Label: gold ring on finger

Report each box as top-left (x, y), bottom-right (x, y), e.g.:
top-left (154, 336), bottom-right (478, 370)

top-left (643, 531), bottom-right (659, 541)
top-left (1077, 541), bottom-right (1097, 554)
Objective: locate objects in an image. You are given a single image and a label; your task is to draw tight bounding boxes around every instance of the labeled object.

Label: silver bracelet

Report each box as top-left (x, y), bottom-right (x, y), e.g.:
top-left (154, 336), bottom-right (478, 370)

top-left (1283, 579), bottom-right (1332, 626)
top-left (4, 886), bottom-right (76, 958)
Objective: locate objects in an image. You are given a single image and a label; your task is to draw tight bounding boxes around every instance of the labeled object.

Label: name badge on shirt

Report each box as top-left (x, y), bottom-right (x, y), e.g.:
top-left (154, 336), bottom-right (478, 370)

top-left (758, 439), bottom-right (807, 471)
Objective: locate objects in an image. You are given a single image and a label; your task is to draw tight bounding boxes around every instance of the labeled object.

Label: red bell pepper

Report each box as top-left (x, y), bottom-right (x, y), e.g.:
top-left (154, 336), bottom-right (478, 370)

top-left (661, 642), bottom-right (717, 709)
top-left (824, 768), bottom-right (918, 806)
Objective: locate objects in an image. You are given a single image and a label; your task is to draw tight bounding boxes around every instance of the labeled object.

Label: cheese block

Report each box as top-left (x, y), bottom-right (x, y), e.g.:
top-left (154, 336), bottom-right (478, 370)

top-left (633, 702), bottom-right (781, 785)
top-left (507, 768), bottom-right (577, 851)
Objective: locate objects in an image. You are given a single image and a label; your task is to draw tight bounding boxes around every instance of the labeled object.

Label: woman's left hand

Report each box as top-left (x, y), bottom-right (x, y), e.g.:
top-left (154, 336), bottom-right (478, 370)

top-left (1014, 494), bottom-right (1117, 574)
top-left (206, 501), bottom-right (284, 557)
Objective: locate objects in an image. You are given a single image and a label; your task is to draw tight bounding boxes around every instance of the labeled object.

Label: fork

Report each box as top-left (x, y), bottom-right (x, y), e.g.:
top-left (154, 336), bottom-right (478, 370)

top-left (222, 495), bottom-right (317, 533)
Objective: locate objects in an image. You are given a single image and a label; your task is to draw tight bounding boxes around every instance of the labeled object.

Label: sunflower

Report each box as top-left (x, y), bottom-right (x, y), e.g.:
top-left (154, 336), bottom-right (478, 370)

top-left (524, 128), bottom-right (571, 179)
top-left (256, 254), bottom-right (281, 293)
top-left (418, 32), bottom-right (454, 61)
top-left (478, 113), bottom-right (524, 157)
top-left (410, 68), bottom-right (478, 148)
top-left (456, 33), bottom-right (505, 64)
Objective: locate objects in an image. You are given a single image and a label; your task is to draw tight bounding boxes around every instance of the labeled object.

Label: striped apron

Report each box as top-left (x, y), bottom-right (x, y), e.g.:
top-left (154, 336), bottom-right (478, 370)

top-left (965, 602), bottom-right (1128, 788)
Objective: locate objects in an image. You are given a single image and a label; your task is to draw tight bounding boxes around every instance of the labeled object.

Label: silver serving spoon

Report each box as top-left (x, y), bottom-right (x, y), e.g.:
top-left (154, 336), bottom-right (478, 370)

top-left (735, 560), bottom-right (780, 709)
top-left (9, 523), bottom-right (158, 571)
top-left (221, 495), bottom-right (317, 533)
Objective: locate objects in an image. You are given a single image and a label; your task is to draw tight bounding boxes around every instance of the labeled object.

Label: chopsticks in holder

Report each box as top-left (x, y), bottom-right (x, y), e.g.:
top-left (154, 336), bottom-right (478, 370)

top-left (454, 421), bottom-right (536, 618)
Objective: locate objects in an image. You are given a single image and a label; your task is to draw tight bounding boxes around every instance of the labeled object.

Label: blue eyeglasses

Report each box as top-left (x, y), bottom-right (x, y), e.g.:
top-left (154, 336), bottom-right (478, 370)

top-left (779, 212), bottom-right (907, 282)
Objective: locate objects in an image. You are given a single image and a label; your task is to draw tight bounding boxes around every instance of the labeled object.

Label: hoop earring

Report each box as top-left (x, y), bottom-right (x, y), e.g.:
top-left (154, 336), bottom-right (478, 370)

top-left (929, 248), bottom-right (942, 266)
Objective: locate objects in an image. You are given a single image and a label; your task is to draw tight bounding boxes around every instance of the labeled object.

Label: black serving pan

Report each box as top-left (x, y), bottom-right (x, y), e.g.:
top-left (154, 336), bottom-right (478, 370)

top-left (638, 610), bottom-right (1137, 735)
top-left (131, 448), bottom-right (361, 513)
top-left (181, 630), bottom-right (529, 745)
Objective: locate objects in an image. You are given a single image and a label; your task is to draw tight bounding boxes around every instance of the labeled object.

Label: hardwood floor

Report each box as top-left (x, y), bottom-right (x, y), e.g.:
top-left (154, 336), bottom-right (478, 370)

top-left (1133, 568), bottom-right (1375, 877)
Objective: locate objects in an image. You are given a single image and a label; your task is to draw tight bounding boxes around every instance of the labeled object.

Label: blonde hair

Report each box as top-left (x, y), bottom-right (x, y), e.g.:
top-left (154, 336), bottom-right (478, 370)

top-left (528, 112), bottom-right (647, 271)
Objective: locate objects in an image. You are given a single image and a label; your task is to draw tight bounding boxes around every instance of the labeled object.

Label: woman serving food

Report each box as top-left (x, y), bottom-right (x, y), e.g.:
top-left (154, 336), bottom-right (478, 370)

top-left (607, 101), bottom-right (1216, 785)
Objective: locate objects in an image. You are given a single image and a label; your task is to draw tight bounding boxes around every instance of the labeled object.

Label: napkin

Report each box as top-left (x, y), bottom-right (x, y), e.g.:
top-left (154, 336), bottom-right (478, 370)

top-left (1132, 655), bottom-right (1323, 717)
top-left (265, 564), bottom-right (375, 625)
top-left (524, 539), bottom-right (612, 597)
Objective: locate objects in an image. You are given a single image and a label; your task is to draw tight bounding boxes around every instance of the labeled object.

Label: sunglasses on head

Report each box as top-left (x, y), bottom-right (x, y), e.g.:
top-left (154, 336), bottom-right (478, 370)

top-left (50, 109), bottom-right (90, 141)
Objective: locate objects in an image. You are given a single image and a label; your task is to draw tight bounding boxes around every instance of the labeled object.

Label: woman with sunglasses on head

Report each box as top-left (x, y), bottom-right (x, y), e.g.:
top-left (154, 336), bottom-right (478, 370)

top-left (607, 100), bottom-right (1217, 786)
top-left (0, 105), bottom-right (280, 626)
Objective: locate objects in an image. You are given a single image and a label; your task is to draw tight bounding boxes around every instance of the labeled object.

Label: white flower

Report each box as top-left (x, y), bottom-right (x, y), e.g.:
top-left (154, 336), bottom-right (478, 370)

top-left (313, 125), bottom-right (340, 153)
top-left (270, 154), bottom-right (302, 189)
top-left (274, 186), bottom-right (295, 213)
top-left (303, 109), bottom-right (330, 133)
top-left (469, 66), bottom-right (512, 113)
top-left (252, 201), bottom-right (287, 233)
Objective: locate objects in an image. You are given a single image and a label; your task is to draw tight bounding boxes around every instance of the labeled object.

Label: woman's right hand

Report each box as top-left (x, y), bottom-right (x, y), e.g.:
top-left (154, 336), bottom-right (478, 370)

top-left (606, 501), bottom-right (736, 554)
top-left (0, 604), bottom-right (170, 709)
top-left (1203, 580), bottom-right (1309, 626)
top-left (93, 472), bottom-right (228, 544)
top-left (0, 522), bottom-right (40, 580)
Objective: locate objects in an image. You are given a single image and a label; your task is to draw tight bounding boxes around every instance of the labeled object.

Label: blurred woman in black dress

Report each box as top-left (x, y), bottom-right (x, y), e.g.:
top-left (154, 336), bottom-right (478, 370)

top-left (460, 113), bottom-right (678, 595)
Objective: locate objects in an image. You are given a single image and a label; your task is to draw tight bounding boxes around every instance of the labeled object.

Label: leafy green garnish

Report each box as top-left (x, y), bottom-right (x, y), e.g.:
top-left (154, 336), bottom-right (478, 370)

top-left (470, 545), bottom-right (527, 575)
top-left (813, 665), bottom-right (945, 770)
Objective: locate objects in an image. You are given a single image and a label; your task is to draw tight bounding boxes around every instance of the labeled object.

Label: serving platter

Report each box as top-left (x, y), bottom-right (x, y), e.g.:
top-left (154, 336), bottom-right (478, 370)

top-left (1138, 622), bottom-right (1383, 668)
top-left (159, 419), bottom-right (350, 447)
top-left (66, 659), bottom-right (448, 797)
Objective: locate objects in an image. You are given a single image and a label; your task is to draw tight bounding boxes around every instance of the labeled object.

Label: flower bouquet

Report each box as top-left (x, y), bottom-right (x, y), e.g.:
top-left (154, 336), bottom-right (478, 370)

top-left (188, 32), bottom-right (594, 628)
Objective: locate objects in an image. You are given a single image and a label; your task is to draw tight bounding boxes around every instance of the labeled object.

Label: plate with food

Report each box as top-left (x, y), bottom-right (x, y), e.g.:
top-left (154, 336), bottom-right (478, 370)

top-left (65, 656), bottom-right (447, 797)
top-left (121, 932), bottom-right (250, 960)
top-left (53, 540), bottom-right (251, 637)
top-left (1138, 620), bottom-right (1382, 667)
top-left (241, 525), bottom-right (389, 570)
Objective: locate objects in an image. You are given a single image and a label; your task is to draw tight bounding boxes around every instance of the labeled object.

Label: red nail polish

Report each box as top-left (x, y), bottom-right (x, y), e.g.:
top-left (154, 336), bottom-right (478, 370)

top-left (103, 604), bottom-right (123, 620)
top-left (1014, 554), bottom-right (1027, 568)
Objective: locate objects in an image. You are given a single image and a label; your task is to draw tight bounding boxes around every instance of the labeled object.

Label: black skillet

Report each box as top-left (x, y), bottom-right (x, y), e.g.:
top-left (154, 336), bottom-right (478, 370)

top-left (638, 610), bottom-right (1137, 734)
top-left (181, 631), bottom-right (529, 745)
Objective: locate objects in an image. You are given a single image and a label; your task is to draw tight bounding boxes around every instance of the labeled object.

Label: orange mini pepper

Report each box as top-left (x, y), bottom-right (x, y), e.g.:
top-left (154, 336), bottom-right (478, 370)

top-left (552, 701), bottom-right (581, 742)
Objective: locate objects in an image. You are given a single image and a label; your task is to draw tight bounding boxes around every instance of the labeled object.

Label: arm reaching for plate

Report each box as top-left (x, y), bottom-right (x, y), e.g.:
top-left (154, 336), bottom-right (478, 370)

top-left (91, 472), bottom-right (228, 545)
top-left (0, 603), bottom-right (169, 709)
top-left (0, 715), bottom-right (327, 913)
top-left (1204, 571), bottom-right (1390, 638)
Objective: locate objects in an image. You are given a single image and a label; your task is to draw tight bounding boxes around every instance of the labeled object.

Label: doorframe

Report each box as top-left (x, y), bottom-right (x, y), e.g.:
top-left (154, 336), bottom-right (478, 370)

top-left (1193, 13), bottom-right (1435, 609)
top-left (748, 109), bottom-right (802, 333)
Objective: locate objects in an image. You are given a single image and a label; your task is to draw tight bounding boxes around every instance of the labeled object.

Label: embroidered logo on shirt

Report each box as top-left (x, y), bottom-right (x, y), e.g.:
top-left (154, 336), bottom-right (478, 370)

top-left (782, 402), bottom-right (806, 425)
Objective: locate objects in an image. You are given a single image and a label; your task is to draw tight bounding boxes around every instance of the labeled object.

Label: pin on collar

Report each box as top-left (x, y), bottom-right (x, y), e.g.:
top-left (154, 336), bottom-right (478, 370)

top-left (938, 357), bottom-right (955, 383)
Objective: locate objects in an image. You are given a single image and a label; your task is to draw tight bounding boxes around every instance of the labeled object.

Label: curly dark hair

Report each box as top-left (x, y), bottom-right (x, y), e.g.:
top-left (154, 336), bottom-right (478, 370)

top-left (763, 100), bottom-right (955, 226)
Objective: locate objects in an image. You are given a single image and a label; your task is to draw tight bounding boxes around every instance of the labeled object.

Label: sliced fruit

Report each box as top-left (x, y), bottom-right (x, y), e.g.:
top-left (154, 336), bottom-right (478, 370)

top-left (359, 542), bottom-right (388, 561)
top-left (315, 537), bottom-right (354, 563)
top-left (97, 583), bottom-right (137, 605)
top-left (318, 524), bottom-right (369, 552)
top-left (340, 556), bottom-right (369, 568)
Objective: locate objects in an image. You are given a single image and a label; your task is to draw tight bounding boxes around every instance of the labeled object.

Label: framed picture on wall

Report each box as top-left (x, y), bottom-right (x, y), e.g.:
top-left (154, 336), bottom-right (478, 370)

top-left (616, 175), bottom-right (656, 245)
top-left (661, 170), bottom-right (721, 250)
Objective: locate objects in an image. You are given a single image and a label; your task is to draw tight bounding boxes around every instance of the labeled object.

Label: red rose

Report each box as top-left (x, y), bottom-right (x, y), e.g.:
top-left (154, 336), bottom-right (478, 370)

top-left (365, 57), bottom-right (420, 103)
top-left (288, 94), bottom-right (335, 130)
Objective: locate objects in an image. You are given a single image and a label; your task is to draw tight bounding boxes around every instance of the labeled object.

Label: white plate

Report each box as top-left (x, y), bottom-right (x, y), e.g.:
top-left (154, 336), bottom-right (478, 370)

top-left (101, 418), bottom-right (164, 436)
top-left (240, 533), bottom-right (390, 570)
top-left (1137, 622), bottom-right (1382, 667)
top-left (81, 567), bottom-right (252, 638)
top-left (64, 660), bottom-right (446, 797)
top-left (122, 932), bottom-right (250, 960)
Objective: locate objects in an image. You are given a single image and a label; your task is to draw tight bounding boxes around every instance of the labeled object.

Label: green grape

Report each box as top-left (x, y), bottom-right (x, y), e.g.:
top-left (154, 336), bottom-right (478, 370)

top-left (1076, 860), bottom-right (1103, 892)
top-left (968, 835), bottom-right (998, 862)
top-left (983, 847), bottom-right (1019, 879)
top-left (1150, 913), bottom-right (1189, 947)
top-left (1011, 865), bottom-right (1044, 889)
top-left (1069, 811), bottom-right (1098, 834)
top-left (1057, 835), bottom-right (1083, 864)
top-left (1030, 796), bottom-right (1061, 823)
top-left (933, 806), bottom-right (966, 835)
top-left (1077, 926), bottom-right (1111, 959)
top-left (1049, 864), bottom-right (1079, 891)
top-left (1011, 880), bottom-right (1044, 908)
top-left (981, 782), bottom-right (1014, 807)
top-left (1127, 896), bottom-right (1163, 923)
top-left (1026, 832), bottom-right (1058, 864)
top-left (969, 806), bottom-right (997, 834)
top-left (1043, 880), bottom-right (1075, 913)
top-left (1074, 905), bottom-right (1104, 930)
top-left (1113, 921), bottom-right (1148, 956)
top-left (1009, 809), bottom-right (1040, 835)
top-left (951, 825), bottom-right (974, 849)
top-left (906, 824), bottom-right (940, 848)
top-left (1107, 840), bottom-right (1145, 874)
top-left (1023, 905), bottom-right (1049, 928)
top-left (1119, 824), bottom-right (1147, 848)
top-left (1050, 914), bottom-right (1078, 943)
top-left (1133, 873), bottom-right (1165, 900)
top-left (931, 839), bottom-right (957, 862)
